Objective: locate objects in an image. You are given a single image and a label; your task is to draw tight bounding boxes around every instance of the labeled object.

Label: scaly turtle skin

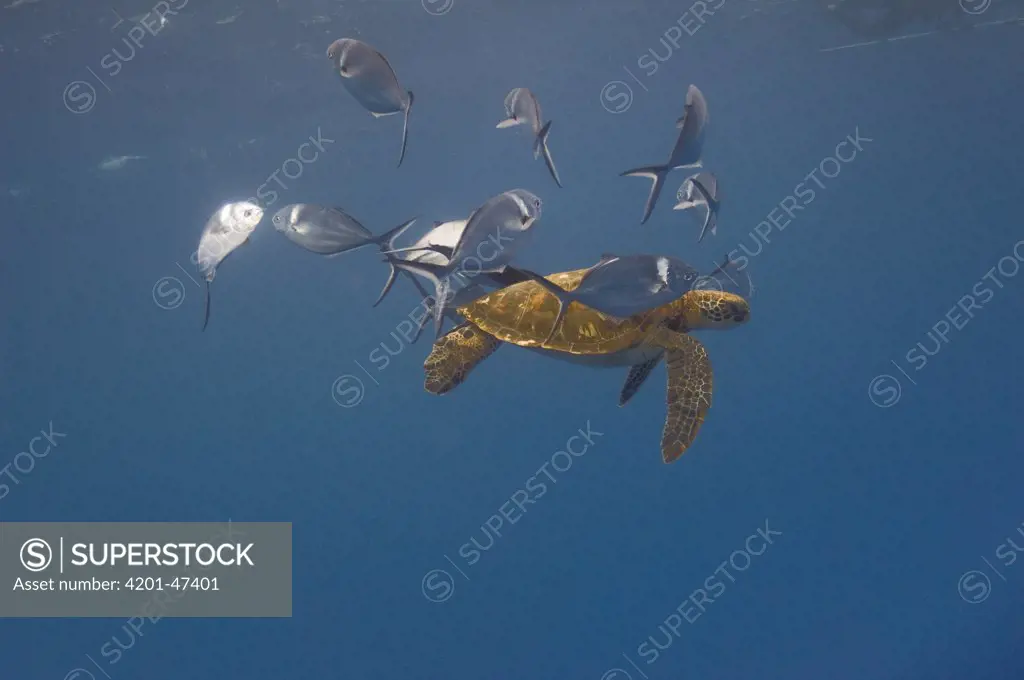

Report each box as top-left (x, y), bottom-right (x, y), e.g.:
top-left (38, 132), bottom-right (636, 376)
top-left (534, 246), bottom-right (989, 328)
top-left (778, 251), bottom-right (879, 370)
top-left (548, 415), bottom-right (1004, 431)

top-left (423, 268), bottom-right (750, 463)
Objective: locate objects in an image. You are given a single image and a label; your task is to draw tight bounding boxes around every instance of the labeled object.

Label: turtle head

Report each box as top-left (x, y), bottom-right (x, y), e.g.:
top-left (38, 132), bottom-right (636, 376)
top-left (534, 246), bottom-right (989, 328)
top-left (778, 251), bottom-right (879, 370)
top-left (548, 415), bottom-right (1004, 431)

top-left (677, 290), bottom-right (750, 330)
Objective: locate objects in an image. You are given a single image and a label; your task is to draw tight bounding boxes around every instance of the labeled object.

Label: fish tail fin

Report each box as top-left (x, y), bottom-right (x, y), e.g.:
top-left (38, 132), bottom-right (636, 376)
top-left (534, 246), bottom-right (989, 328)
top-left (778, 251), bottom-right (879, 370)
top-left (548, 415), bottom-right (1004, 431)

top-left (374, 216), bottom-right (418, 248)
top-left (496, 117), bottom-right (518, 129)
top-left (698, 209), bottom-right (716, 243)
top-left (390, 259), bottom-right (452, 339)
top-left (201, 280), bottom-right (212, 332)
top-left (688, 177), bottom-right (717, 242)
top-left (621, 164), bottom-right (670, 225)
top-left (398, 90), bottom-right (414, 168)
top-left (373, 216), bottom-right (417, 307)
top-left (374, 266), bottom-right (398, 308)
top-left (516, 268), bottom-right (575, 345)
top-left (535, 120), bottom-right (562, 188)
top-left (532, 121), bottom-right (549, 159)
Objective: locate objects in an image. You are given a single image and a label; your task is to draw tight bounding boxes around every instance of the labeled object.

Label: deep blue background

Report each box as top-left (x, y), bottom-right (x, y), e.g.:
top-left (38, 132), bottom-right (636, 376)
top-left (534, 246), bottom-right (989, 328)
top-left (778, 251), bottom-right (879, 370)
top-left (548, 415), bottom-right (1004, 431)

top-left (2, 1), bottom-right (1023, 678)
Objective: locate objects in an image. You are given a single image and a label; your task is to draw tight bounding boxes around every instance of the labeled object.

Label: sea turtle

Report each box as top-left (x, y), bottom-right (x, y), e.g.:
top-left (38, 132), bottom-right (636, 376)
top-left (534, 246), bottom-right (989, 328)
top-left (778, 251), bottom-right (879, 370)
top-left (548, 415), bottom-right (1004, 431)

top-left (423, 268), bottom-right (750, 463)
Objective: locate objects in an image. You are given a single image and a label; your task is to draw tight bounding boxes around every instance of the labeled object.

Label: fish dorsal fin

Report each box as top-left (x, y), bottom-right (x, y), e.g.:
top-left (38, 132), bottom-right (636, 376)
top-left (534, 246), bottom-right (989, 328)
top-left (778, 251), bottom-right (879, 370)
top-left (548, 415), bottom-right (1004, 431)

top-left (329, 205), bottom-right (361, 224)
top-left (374, 49), bottom-right (400, 81)
top-left (449, 205), bottom-right (483, 260)
top-left (578, 254), bottom-right (620, 286)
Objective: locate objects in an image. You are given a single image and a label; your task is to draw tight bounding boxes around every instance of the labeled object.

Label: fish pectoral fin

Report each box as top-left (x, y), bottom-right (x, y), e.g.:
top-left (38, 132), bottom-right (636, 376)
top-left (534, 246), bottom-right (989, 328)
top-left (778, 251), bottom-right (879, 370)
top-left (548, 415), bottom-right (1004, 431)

top-left (398, 90), bottom-right (413, 168)
top-left (496, 118), bottom-right (519, 129)
top-left (657, 331), bottom-right (713, 463)
top-left (426, 243), bottom-right (454, 258)
top-left (201, 280), bottom-right (212, 332)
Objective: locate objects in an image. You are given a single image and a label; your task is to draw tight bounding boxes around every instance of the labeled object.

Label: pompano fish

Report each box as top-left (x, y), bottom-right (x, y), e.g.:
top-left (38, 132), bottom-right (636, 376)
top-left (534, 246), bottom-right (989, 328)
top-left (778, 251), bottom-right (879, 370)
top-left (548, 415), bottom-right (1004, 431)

top-left (271, 203), bottom-right (417, 307)
top-left (373, 218), bottom-right (468, 312)
top-left (196, 201), bottom-right (264, 332)
top-left (496, 88), bottom-right (562, 188)
top-left (525, 253), bottom-right (702, 344)
top-left (621, 84), bottom-right (709, 224)
top-left (386, 189), bottom-right (544, 338)
top-left (384, 218), bottom-right (537, 340)
top-left (674, 172), bottom-right (720, 242)
top-left (327, 38), bottom-right (414, 168)
top-left (405, 219), bottom-right (468, 266)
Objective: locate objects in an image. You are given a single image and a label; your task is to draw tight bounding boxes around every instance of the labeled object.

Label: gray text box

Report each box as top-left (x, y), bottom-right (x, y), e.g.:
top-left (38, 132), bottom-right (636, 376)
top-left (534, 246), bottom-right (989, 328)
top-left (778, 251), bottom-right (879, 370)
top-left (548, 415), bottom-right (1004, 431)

top-left (0, 522), bottom-right (291, 617)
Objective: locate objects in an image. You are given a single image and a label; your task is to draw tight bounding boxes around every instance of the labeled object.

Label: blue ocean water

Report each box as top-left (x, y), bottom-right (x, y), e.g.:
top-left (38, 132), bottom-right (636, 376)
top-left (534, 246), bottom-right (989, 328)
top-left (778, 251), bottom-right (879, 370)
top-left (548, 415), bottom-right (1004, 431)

top-left (2, 0), bottom-right (1023, 678)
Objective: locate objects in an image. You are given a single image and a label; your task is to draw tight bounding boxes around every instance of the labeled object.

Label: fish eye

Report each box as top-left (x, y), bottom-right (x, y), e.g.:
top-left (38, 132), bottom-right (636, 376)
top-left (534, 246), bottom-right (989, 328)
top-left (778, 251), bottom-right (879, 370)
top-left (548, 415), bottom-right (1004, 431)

top-left (244, 209), bottom-right (252, 217)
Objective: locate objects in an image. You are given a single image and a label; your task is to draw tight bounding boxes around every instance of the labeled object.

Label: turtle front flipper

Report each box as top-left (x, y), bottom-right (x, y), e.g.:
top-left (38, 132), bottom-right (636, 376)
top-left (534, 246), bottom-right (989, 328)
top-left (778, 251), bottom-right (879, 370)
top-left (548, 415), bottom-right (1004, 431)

top-left (424, 322), bottom-right (502, 395)
top-left (654, 329), bottom-right (713, 463)
top-left (619, 354), bottom-right (663, 407)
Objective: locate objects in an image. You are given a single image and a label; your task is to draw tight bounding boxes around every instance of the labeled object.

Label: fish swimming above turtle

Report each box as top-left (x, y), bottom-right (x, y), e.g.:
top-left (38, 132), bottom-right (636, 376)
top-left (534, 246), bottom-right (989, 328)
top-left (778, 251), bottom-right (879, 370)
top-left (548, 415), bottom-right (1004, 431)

top-left (525, 253), bottom-right (702, 345)
top-left (382, 216), bottom-right (538, 340)
top-left (674, 172), bottom-right (720, 243)
top-left (496, 88), bottom-right (562, 188)
top-left (327, 38), bottom-right (414, 167)
top-left (386, 189), bottom-right (544, 339)
top-left (422, 267), bottom-right (750, 462)
top-left (622, 84), bottom-right (709, 225)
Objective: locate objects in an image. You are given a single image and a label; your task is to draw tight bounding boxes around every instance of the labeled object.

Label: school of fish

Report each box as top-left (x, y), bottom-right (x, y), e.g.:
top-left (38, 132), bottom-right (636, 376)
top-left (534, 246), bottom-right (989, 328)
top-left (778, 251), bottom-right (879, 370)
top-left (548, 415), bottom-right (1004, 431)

top-left (194, 37), bottom-right (746, 338)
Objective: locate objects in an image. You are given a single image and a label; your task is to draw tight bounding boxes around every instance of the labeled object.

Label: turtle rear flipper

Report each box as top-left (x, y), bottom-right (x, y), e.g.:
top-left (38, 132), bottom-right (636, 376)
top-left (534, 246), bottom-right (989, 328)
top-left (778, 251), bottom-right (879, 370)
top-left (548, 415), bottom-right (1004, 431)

top-left (423, 323), bottom-right (502, 395)
top-left (619, 354), bottom-right (663, 407)
top-left (656, 330), bottom-right (713, 463)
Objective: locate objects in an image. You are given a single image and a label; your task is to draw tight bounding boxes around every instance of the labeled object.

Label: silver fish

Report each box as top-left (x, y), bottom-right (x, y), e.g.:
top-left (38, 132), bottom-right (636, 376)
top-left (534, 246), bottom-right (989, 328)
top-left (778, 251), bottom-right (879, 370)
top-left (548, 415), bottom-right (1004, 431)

top-left (196, 201), bottom-right (264, 332)
top-left (374, 218), bottom-right (469, 314)
top-left (384, 218), bottom-right (538, 341)
top-left (527, 253), bottom-right (701, 344)
top-left (674, 172), bottom-right (720, 242)
top-left (621, 84), bottom-right (709, 224)
top-left (404, 219), bottom-right (468, 266)
top-left (496, 88), bottom-right (562, 188)
top-left (272, 203), bottom-right (416, 307)
top-left (386, 190), bottom-right (544, 338)
top-left (327, 38), bottom-right (414, 168)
